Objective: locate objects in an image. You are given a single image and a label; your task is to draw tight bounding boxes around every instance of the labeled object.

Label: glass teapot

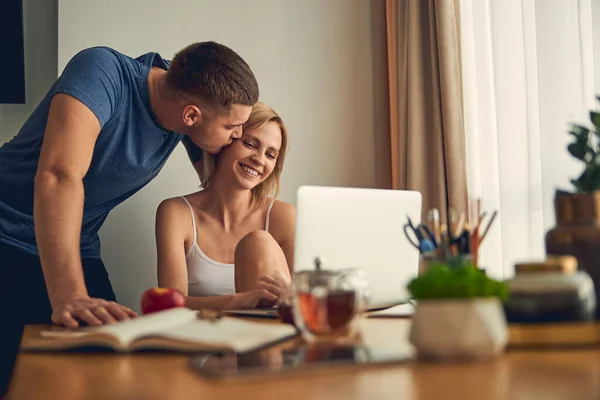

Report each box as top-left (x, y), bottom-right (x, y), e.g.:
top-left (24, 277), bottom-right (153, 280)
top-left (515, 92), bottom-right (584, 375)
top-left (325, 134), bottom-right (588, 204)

top-left (290, 256), bottom-right (371, 343)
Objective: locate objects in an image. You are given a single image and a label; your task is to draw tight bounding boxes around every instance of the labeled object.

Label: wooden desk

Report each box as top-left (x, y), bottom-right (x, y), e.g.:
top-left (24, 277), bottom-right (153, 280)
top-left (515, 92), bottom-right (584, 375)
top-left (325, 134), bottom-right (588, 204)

top-left (7, 318), bottom-right (600, 400)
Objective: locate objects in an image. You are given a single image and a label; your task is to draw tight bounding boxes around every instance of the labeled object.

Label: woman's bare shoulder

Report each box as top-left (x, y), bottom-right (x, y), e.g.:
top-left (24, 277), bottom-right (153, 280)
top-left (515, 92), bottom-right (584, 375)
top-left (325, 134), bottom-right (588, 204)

top-left (269, 199), bottom-right (295, 214)
top-left (157, 192), bottom-right (206, 219)
top-left (156, 196), bottom-right (188, 220)
top-left (157, 191), bottom-right (206, 211)
top-left (267, 199), bottom-right (296, 233)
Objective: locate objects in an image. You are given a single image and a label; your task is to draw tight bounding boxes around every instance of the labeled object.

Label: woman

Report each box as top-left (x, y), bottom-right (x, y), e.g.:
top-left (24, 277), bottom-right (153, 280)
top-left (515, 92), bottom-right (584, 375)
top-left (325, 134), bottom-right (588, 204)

top-left (155, 102), bottom-right (295, 311)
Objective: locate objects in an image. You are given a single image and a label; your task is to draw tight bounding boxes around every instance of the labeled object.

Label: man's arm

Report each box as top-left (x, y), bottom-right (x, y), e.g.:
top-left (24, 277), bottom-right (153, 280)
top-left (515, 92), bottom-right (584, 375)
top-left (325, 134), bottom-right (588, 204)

top-left (35, 93), bottom-right (96, 306)
top-left (35, 94), bottom-right (136, 327)
top-left (35, 47), bottom-right (139, 327)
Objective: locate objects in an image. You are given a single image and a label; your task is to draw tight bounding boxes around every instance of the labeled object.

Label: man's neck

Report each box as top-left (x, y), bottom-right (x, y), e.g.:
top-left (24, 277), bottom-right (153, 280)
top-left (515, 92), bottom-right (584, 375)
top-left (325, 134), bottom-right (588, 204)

top-left (148, 68), bottom-right (179, 132)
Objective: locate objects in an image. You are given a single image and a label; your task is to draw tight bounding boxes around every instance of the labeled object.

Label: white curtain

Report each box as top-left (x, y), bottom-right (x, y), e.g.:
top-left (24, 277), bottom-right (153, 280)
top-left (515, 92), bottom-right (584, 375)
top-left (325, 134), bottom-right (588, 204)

top-left (460, 0), bottom-right (597, 279)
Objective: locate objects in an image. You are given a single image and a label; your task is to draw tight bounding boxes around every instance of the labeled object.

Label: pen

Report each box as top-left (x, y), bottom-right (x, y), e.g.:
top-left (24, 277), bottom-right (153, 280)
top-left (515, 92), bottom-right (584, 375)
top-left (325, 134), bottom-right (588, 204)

top-left (479, 210), bottom-right (498, 243)
top-left (428, 208), bottom-right (441, 244)
top-left (454, 211), bottom-right (465, 238)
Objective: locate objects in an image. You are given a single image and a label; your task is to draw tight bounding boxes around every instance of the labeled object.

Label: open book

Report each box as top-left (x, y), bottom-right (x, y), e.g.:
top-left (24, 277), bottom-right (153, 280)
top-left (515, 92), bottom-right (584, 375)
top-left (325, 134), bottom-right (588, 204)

top-left (21, 308), bottom-right (298, 354)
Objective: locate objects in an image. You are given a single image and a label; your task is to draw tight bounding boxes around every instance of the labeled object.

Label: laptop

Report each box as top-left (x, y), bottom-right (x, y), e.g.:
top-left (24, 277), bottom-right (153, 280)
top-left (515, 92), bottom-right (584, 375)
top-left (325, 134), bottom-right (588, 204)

top-left (293, 185), bottom-right (421, 310)
top-left (225, 185), bottom-right (422, 317)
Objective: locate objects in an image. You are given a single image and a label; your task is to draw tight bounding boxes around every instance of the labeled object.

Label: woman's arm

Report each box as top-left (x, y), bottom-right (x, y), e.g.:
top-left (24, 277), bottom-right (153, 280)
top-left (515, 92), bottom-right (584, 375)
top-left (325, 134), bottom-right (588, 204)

top-left (268, 201), bottom-right (297, 273)
top-left (155, 198), bottom-right (192, 294)
top-left (186, 279), bottom-right (280, 311)
top-left (184, 295), bottom-right (236, 311)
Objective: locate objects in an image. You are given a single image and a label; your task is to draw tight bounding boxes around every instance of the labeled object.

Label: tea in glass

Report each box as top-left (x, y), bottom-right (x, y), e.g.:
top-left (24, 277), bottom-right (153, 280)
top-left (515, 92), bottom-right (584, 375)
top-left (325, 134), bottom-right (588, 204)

top-left (291, 258), bottom-right (369, 344)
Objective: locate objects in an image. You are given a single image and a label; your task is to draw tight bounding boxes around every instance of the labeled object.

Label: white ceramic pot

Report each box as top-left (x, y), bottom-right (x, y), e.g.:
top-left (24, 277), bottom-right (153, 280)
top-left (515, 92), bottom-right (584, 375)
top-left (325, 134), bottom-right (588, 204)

top-left (409, 297), bottom-right (508, 361)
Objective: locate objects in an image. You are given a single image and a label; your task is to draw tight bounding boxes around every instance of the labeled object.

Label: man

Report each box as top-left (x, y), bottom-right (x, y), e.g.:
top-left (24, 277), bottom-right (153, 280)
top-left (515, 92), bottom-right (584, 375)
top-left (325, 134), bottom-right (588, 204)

top-left (0, 41), bottom-right (259, 331)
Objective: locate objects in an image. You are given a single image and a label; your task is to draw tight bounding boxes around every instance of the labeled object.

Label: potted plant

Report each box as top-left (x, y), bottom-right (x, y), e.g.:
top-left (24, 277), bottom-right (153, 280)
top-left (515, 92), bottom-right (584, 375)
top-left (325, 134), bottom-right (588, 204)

top-left (407, 261), bottom-right (509, 361)
top-left (545, 102), bottom-right (600, 319)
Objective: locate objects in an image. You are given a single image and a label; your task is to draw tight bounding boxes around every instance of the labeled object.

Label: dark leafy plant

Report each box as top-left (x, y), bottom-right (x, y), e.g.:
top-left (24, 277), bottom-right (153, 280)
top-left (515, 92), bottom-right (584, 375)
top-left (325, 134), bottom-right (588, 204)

top-left (567, 98), bottom-right (600, 192)
top-left (407, 263), bottom-right (509, 302)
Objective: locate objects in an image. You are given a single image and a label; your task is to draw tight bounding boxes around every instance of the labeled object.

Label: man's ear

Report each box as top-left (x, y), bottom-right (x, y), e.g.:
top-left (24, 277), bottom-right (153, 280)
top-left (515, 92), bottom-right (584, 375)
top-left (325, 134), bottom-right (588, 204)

top-left (182, 105), bottom-right (202, 127)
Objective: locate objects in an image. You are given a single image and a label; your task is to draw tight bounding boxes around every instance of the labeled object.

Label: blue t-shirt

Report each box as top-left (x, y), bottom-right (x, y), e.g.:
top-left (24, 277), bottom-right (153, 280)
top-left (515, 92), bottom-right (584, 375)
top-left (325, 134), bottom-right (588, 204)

top-left (0, 46), bottom-right (184, 258)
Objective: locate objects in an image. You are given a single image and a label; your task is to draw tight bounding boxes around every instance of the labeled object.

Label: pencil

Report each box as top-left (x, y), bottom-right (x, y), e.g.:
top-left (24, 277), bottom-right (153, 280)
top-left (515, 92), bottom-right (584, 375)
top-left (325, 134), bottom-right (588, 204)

top-left (480, 210), bottom-right (498, 243)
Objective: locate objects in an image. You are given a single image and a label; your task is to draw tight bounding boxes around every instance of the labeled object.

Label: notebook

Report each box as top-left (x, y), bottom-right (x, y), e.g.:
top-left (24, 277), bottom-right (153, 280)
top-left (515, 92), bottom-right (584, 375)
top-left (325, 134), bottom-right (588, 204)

top-left (222, 307), bottom-right (279, 318)
top-left (21, 308), bottom-right (297, 354)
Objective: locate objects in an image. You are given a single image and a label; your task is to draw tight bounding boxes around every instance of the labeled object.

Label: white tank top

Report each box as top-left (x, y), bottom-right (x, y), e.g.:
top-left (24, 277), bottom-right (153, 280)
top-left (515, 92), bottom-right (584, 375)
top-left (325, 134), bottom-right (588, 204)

top-left (180, 196), bottom-right (275, 297)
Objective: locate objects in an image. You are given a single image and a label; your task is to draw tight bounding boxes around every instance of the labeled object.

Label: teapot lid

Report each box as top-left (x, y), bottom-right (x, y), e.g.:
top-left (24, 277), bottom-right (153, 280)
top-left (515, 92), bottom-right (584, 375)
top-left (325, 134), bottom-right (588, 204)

top-left (314, 256), bottom-right (325, 271)
top-left (297, 256), bottom-right (339, 277)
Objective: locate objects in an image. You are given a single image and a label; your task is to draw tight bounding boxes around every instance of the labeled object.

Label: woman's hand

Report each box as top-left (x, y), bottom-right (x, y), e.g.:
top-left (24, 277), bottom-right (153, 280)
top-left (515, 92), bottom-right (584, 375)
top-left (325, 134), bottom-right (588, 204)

top-left (230, 275), bottom-right (288, 309)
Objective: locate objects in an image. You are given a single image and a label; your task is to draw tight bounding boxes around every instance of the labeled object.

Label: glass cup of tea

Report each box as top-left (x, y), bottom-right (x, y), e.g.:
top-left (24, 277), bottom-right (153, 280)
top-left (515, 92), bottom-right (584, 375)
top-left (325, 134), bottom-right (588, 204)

top-left (291, 257), bottom-right (371, 344)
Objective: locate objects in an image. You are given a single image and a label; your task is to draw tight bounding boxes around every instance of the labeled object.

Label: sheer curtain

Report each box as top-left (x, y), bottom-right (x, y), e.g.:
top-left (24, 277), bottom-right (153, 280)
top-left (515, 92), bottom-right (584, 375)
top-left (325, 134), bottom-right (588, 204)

top-left (460, 0), bottom-right (596, 279)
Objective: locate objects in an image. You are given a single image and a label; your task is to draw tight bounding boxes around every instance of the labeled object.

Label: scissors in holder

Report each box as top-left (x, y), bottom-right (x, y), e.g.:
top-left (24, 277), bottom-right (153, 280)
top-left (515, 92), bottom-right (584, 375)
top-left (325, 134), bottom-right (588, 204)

top-left (403, 216), bottom-right (437, 254)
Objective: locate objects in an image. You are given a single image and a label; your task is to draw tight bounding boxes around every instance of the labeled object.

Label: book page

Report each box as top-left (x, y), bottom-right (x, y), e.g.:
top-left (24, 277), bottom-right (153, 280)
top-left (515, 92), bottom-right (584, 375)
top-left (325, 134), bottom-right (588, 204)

top-left (40, 307), bottom-right (199, 348)
top-left (153, 316), bottom-right (298, 353)
top-left (97, 307), bottom-right (199, 346)
top-left (26, 331), bottom-right (125, 352)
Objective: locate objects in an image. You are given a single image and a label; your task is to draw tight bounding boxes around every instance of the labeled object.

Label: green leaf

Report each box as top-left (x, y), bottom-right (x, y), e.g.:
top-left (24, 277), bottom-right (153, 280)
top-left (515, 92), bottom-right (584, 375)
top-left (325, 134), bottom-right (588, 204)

top-left (571, 124), bottom-right (590, 137)
top-left (591, 112), bottom-right (600, 128)
top-left (407, 264), bottom-right (509, 301)
top-left (587, 164), bottom-right (600, 190)
top-left (571, 178), bottom-right (585, 192)
top-left (568, 142), bottom-right (588, 160)
top-left (556, 188), bottom-right (574, 196)
top-left (572, 166), bottom-right (593, 192)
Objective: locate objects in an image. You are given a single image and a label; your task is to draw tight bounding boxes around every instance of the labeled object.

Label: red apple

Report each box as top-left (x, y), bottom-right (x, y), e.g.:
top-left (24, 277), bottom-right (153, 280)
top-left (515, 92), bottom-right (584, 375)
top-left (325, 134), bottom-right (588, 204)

top-left (141, 287), bottom-right (186, 315)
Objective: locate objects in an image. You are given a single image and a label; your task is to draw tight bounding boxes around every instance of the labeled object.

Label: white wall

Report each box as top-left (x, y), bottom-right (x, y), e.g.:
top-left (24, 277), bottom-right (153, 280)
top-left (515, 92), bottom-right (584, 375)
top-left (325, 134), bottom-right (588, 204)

top-left (0, 0), bottom-right (57, 144)
top-left (57, 0), bottom-right (379, 311)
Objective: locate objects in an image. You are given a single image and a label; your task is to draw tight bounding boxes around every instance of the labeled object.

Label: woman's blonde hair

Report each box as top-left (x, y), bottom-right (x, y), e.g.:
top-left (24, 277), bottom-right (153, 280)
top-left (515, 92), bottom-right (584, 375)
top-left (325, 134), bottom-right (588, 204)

top-left (199, 102), bottom-right (289, 206)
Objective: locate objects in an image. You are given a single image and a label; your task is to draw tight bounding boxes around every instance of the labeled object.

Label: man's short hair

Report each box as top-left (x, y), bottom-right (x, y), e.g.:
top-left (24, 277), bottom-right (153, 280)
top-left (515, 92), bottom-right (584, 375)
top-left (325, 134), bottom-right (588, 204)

top-left (167, 41), bottom-right (259, 110)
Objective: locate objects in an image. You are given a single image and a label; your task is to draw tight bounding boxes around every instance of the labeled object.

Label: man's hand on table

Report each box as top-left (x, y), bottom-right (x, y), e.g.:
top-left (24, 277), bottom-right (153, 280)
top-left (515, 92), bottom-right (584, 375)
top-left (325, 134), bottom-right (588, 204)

top-left (51, 297), bottom-right (138, 328)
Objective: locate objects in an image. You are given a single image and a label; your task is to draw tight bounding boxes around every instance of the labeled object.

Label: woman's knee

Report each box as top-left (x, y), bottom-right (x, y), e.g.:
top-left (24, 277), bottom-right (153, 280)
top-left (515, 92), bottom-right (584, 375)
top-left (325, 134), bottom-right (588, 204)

top-left (234, 230), bottom-right (291, 291)
top-left (235, 230), bottom-right (279, 258)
